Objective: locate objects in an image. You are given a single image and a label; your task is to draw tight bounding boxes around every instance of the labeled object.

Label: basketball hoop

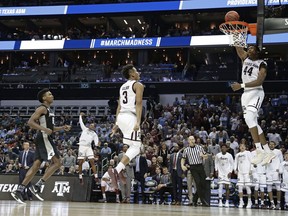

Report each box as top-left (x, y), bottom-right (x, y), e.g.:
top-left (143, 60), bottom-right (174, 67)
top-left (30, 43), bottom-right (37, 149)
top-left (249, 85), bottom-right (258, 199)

top-left (219, 21), bottom-right (251, 48)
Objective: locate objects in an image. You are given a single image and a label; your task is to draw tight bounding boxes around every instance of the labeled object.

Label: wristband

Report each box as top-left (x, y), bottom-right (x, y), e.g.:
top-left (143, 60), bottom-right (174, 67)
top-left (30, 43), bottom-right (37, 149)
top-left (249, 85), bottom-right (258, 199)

top-left (240, 83), bottom-right (245, 88)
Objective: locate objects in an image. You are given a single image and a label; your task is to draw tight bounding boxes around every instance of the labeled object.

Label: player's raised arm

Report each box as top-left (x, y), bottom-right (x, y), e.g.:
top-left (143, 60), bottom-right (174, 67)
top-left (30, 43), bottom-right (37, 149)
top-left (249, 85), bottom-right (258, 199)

top-left (79, 112), bottom-right (87, 131)
top-left (235, 46), bottom-right (248, 62)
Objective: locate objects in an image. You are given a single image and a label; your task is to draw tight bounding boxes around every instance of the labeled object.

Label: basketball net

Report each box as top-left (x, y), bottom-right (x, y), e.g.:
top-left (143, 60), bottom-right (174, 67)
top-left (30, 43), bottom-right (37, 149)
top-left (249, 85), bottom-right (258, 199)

top-left (219, 21), bottom-right (249, 48)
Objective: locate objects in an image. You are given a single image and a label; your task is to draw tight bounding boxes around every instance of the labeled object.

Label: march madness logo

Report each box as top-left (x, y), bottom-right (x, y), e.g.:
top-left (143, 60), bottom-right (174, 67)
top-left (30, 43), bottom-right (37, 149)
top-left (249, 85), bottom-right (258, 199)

top-left (52, 181), bottom-right (70, 196)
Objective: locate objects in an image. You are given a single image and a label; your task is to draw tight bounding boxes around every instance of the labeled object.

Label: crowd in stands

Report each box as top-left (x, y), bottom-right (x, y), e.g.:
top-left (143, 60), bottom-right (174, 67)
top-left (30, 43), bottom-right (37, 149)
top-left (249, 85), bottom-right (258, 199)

top-left (0, 24), bottom-right (219, 42)
top-left (2, 58), bottom-right (288, 85)
top-left (0, 93), bottom-right (288, 207)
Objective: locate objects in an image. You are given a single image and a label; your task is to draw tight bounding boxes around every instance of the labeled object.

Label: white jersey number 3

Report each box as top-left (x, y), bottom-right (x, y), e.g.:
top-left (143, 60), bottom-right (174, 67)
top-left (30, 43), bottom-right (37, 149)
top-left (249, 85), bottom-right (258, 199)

top-left (122, 91), bottom-right (128, 104)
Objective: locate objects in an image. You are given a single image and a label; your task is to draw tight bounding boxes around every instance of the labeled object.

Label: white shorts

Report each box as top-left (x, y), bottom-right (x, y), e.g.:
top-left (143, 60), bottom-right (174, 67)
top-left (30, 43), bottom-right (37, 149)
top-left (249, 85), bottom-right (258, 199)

top-left (251, 173), bottom-right (266, 187)
top-left (78, 145), bottom-right (94, 159)
top-left (266, 172), bottom-right (281, 185)
top-left (237, 173), bottom-right (252, 186)
top-left (218, 173), bottom-right (231, 185)
top-left (117, 112), bottom-right (141, 145)
top-left (117, 112), bottom-right (141, 160)
top-left (241, 88), bottom-right (264, 112)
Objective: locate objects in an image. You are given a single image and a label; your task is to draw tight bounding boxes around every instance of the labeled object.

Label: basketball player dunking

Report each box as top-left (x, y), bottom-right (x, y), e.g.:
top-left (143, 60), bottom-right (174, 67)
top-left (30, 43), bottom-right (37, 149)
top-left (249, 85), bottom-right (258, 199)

top-left (11, 88), bottom-right (71, 204)
top-left (110, 64), bottom-right (144, 185)
top-left (231, 46), bottom-right (275, 165)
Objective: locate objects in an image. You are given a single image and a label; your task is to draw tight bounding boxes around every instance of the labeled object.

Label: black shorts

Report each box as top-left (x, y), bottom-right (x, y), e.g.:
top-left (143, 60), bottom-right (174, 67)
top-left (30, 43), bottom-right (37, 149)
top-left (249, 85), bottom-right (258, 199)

top-left (34, 132), bottom-right (60, 161)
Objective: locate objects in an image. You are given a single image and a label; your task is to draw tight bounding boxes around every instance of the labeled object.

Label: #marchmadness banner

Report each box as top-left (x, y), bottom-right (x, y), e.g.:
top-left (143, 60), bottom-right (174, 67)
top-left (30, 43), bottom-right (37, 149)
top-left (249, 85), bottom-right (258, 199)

top-left (0, 175), bottom-right (91, 202)
top-left (1, 34), bottom-right (288, 51)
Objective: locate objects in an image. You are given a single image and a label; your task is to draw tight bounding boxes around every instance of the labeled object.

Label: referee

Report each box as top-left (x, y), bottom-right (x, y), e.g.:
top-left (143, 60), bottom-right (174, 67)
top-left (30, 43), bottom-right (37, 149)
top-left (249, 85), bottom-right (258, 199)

top-left (181, 136), bottom-right (210, 206)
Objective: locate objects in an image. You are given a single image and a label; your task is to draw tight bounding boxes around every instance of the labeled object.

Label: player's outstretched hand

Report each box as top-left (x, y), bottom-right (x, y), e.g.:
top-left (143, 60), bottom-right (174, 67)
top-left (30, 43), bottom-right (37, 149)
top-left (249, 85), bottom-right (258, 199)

top-left (231, 82), bottom-right (241, 91)
top-left (63, 125), bottom-right (71, 131)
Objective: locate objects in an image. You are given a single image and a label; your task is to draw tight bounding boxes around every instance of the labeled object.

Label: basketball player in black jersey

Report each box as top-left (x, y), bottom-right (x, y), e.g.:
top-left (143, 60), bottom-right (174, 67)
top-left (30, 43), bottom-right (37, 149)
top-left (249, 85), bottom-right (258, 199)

top-left (11, 88), bottom-right (71, 204)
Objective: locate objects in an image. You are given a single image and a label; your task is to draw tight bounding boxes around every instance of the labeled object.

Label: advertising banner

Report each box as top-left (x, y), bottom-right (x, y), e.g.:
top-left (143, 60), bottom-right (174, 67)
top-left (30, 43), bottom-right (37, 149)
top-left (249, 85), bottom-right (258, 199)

top-left (0, 175), bottom-right (91, 202)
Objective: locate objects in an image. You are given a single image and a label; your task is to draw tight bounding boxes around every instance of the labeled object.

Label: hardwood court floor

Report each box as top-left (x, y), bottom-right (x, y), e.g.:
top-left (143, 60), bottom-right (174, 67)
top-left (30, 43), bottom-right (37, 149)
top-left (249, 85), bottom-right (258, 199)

top-left (0, 201), bottom-right (287, 216)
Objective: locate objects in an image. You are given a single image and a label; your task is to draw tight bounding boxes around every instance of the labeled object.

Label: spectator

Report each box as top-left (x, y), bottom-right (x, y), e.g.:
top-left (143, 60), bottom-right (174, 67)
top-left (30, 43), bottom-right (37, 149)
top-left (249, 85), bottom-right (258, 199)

top-left (169, 144), bottom-right (183, 205)
top-left (100, 142), bottom-right (112, 160)
top-left (63, 149), bottom-right (76, 173)
top-left (118, 144), bottom-right (135, 203)
top-left (267, 128), bottom-right (282, 146)
top-left (134, 152), bottom-right (148, 203)
top-left (156, 166), bottom-right (173, 205)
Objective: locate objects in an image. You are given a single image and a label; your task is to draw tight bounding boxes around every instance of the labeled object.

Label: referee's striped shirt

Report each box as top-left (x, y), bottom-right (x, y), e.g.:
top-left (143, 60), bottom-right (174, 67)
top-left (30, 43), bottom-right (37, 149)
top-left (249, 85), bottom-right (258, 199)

top-left (182, 145), bottom-right (206, 165)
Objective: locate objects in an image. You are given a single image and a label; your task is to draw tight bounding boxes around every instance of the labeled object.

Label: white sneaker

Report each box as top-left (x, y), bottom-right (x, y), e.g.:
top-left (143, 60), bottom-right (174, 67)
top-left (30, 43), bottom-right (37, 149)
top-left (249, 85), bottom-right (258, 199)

top-left (225, 201), bottom-right (230, 208)
top-left (251, 150), bottom-right (265, 165)
top-left (219, 200), bottom-right (223, 207)
top-left (261, 152), bottom-right (276, 165)
top-left (246, 201), bottom-right (252, 209)
top-left (275, 203), bottom-right (281, 210)
top-left (270, 204), bottom-right (276, 209)
top-left (238, 201), bottom-right (244, 208)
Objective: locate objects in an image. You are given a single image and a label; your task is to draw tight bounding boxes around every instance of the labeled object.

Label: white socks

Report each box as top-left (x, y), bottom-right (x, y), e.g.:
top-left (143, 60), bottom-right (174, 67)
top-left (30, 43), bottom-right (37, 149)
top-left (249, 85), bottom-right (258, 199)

top-left (116, 162), bottom-right (125, 174)
top-left (255, 142), bottom-right (263, 150)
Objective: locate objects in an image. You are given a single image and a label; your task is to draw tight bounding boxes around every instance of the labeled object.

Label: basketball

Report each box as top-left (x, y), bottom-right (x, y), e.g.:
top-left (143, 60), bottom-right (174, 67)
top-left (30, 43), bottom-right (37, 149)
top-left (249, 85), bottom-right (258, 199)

top-left (225, 11), bottom-right (240, 22)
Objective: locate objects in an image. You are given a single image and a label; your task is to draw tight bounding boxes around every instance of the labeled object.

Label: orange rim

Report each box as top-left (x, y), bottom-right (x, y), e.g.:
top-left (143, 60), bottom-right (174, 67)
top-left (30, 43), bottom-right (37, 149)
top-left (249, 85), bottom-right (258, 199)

top-left (248, 23), bottom-right (257, 36)
top-left (219, 21), bottom-right (249, 33)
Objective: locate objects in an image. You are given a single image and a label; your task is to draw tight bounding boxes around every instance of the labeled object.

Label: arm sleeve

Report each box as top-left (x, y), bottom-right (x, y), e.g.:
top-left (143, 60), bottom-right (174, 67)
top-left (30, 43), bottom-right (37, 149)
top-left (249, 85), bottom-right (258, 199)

top-left (79, 115), bottom-right (86, 131)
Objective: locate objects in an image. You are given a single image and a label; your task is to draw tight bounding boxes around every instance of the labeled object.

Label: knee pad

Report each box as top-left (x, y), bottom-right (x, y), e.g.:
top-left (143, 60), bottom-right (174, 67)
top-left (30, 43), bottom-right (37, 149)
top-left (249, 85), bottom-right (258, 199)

top-left (246, 186), bottom-right (251, 194)
top-left (267, 185), bottom-right (272, 192)
top-left (243, 110), bottom-right (257, 128)
top-left (125, 141), bottom-right (141, 160)
top-left (257, 124), bottom-right (263, 135)
top-left (238, 185), bottom-right (243, 193)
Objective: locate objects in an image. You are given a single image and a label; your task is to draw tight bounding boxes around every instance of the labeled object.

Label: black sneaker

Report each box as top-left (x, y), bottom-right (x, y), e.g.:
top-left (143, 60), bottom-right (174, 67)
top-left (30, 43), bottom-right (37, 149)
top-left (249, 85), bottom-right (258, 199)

top-left (11, 190), bottom-right (26, 204)
top-left (29, 185), bottom-right (44, 201)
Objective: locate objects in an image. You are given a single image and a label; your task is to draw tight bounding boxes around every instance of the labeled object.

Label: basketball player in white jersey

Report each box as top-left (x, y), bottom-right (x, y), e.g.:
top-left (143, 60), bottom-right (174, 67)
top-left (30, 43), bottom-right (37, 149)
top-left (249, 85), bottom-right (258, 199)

top-left (215, 144), bottom-right (234, 207)
top-left (110, 64), bottom-right (144, 184)
top-left (78, 112), bottom-right (100, 184)
top-left (231, 46), bottom-right (274, 165)
top-left (251, 149), bottom-right (267, 209)
top-left (266, 141), bottom-right (283, 209)
top-left (280, 151), bottom-right (288, 210)
top-left (234, 143), bottom-right (252, 208)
